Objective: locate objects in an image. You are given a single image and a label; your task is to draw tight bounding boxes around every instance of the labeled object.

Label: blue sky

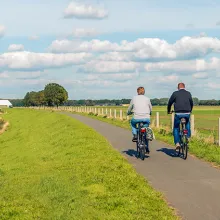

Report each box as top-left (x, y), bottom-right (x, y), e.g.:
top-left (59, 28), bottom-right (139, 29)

top-left (1, 0), bottom-right (220, 99)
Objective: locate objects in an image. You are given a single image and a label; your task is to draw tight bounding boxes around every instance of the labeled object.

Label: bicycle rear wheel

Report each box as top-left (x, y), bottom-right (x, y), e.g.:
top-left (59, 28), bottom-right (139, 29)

top-left (139, 133), bottom-right (146, 160)
top-left (140, 144), bottom-right (145, 160)
top-left (136, 142), bottom-right (140, 158)
top-left (181, 136), bottom-right (188, 160)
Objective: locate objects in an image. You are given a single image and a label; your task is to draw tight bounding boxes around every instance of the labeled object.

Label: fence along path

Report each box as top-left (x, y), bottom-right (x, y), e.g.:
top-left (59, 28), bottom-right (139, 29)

top-left (31, 106), bottom-right (220, 146)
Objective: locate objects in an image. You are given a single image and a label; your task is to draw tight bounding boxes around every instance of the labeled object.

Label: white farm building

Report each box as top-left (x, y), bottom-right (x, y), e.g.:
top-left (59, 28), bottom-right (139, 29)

top-left (0, 100), bottom-right (12, 108)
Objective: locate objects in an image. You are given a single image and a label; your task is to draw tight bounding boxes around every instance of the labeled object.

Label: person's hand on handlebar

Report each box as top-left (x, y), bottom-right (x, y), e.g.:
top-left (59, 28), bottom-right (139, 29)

top-left (127, 110), bottom-right (134, 116)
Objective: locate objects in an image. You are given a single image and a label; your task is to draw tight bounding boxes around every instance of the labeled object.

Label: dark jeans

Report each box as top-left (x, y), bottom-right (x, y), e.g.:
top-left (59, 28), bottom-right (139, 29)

top-left (173, 114), bottom-right (191, 144)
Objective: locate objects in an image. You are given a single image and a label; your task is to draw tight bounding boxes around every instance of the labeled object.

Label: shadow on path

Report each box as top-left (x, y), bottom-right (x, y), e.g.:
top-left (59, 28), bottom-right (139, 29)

top-left (157, 148), bottom-right (179, 158)
top-left (122, 149), bottom-right (150, 159)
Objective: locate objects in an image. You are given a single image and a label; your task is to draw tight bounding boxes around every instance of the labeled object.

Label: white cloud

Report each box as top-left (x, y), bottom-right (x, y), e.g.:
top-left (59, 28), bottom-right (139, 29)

top-left (49, 36), bottom-right (220, 61)
top-left (0, 70), bottom-right (44, 80)
top-left (0, 51), bottom-right (92, 71)
top-left (186, 23), bottom-right (195, 29)
top-left (158, 74), bottom-right (179, 83)
top-left (86, 72), bottom-right (139, 82)
top-left (0, 25), bottom-right (5, 38)
top-left (76, 79), bottom-right (133, 88)
top-left (133, 36), bottom-right (220, 60)
top-left (145, 60), bottom-right (199, 72)
top-left (29, 35), bottom-right (39, 41)
top-left (145, 58), bottom-right (220, 73)
top-left (199, 32), bottom-right (207, 37)
top-left (98, 52), bottom-right (132, 61)
top-left (8, 44), bottom-right (25, 52)
top-left (207, 82), bottom-right (220, 89)
top-left (49, 39), bottom-right (118, 53)
top-left (79, 60), bottom-right (140, 73)
top-left (193, 72), bottom-right (208, 79)
top-left (71, 28), bottom-right (99, 38)
top-left (0, 72), bottom-right (9, 79)
top-left (64, 1), bottom-right (108, 19)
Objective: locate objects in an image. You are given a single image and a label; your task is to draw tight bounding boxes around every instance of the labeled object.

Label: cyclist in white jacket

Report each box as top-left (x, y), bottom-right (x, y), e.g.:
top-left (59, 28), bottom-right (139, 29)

top-left (127, 87), bottom-right (152, 142)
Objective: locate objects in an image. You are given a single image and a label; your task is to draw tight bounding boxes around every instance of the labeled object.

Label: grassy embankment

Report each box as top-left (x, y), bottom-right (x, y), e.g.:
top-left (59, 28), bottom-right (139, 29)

top-left (0, 109), bottom-right (178, 220)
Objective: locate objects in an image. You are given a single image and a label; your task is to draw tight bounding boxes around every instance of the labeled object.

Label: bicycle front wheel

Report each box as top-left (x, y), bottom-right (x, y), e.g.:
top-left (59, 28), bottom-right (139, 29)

top-left (182, 143), bottom-right (188, 160)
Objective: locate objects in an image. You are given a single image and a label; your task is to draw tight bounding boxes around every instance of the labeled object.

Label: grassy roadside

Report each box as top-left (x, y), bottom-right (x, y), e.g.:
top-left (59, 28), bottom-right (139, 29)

top-left (76, 112), bottom-right (220, 167)
top-left (0, 109), bottom-right (178, 220)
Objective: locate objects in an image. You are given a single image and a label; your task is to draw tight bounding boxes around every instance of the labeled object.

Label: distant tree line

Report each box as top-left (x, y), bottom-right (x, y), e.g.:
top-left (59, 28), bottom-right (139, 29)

top-left (6, 96), bottom-right (220, 107)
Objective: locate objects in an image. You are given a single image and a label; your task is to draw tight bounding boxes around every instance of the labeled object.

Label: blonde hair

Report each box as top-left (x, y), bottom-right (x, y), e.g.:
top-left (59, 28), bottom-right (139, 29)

top-left (137, 87), bottom-right (145, 95)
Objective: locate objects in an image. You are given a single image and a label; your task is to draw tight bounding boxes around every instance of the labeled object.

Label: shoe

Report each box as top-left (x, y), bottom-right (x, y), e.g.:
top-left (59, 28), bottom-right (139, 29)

top-left (175, 143), bottom-right (180, 150)
top-left (132, 134), bottom-right (137, 142)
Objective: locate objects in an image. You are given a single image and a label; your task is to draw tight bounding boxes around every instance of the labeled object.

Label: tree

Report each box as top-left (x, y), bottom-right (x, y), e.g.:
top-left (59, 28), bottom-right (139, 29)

top-left (44, 83), bottom-right (68, 107)
top-left (23, 91), bottom-right (38, 106)
top-left (23, 92), bottom-right (31, 106)
top-left (192, 97), bottom-right (199, 106)
top-left (35, 90), bottom-right (46, 106)
top-left (9, 99), bottom-right (24, 107)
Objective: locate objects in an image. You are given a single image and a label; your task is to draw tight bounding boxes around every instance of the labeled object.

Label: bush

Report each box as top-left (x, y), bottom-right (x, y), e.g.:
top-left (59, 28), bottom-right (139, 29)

top-left (103, 115), bottom-right (107, 118)
top-left (159, 128), bottom-right (167, 136)
top-left (88, 112), bottom-right (94, 116)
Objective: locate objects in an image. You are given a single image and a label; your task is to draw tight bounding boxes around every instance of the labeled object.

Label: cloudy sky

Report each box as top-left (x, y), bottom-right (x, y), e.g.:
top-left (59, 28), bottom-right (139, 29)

top-left (1, 0), bottom-right (220, 99)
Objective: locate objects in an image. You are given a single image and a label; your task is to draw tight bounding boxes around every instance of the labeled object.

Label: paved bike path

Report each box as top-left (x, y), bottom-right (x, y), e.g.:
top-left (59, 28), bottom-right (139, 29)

top-left (65, 113), bottom-right (220, 220)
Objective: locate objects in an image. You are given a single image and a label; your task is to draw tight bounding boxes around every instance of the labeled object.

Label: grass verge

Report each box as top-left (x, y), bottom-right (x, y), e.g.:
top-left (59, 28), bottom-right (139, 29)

top-left (76, 112), bottom-right (220, 167)
top-left (0, 109), bottom-right (178, 220)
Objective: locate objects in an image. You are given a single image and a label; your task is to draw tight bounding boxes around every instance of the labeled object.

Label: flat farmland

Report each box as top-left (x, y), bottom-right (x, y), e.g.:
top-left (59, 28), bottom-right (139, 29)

top-left (94, 106), bottom-right (220, 138)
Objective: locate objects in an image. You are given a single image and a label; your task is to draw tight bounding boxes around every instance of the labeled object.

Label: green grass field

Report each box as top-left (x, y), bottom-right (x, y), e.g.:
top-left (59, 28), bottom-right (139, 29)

top-left (0, 109), bottom-right (178, 220)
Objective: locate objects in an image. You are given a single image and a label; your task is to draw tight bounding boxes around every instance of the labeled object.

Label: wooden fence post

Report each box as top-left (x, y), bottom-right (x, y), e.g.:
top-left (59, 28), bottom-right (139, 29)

top-left (106, 108), bottom-right (108, 116)
top-left (114, 109), bottom-right (117, 118)
top-left (102, 108), bottom-right (104, 115)
top-left (110, 109), bottom-right (112, 118)
top-left (120, 110), bottom-right (123, 120)
top-left (218, 118), bottom-right (220, 146)
top-left (171, 113), bottom-right (174, 130)
top-left (191, 115), bottom-right (195, 136)
top-left (156, 112), bottom-right (160, 128)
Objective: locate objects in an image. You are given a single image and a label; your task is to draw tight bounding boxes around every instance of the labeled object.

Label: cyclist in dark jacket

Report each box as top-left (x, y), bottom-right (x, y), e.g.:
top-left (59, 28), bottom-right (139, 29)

top-left (167, 83), bottom-right (193, 149)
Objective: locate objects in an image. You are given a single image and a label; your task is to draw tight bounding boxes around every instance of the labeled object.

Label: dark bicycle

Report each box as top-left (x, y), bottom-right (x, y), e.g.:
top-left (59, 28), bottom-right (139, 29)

top-left (136, 122), bottom-right (150, 160)
top-left (170, 111), bottom-right (189, 160)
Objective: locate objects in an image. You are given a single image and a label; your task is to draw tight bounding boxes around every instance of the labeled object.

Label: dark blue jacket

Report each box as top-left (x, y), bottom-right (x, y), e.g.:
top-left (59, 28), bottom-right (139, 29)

top-left (167, 89), bottom-right (193, 113)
